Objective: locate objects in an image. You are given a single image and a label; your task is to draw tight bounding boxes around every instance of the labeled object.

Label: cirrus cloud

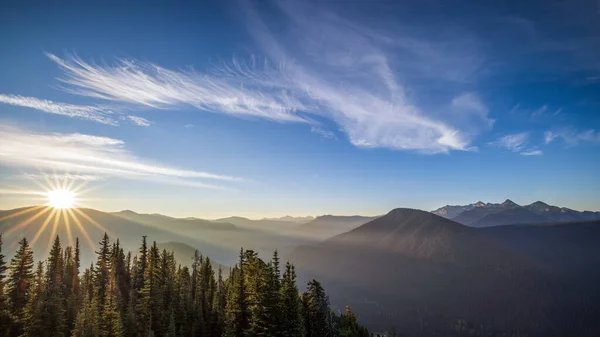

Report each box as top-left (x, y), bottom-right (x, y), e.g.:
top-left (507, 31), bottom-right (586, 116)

top-left (0, 124), bottom-right (242, 190)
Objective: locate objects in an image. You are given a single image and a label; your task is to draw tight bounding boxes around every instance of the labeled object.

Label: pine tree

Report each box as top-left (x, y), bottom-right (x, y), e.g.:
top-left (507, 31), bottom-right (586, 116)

top-left (100, 267), bottom-right (123, 337)
top-left (22, 262), bottom-right (46, 336)
top-left (211, 267), bottom-right (226, 336)
top-left (7, 237), bottom-right (34, 336)
top-left (223, 248), bottom-right (249, 337)
top-left (302, 279), bottom-right (330, 337)
top-left (44, 236), bottom-right (67, 335)
top-left (94, 233), bottom-right (111, 310)
top-left (137, 241), bottom-right (162, 336)
top-left (0, 234), bottom-right (12, 336)
top-left (72, 281), bottom-right (100, 337)
top-left (281, 263), bottom-right (304, 337)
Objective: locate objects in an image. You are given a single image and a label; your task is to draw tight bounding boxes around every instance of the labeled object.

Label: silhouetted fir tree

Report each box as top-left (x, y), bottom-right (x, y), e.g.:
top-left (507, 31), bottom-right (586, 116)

top-left (0, 232), bottom-right (369, 337)
top-left (72, 281), bottom-right (100, 337)
top-left (0, 234), bottom-right (12, 336)
top-left (223, 248), bottom-right (249, 337)
top-left (64, 245), bottom-right (80, 335)
top-left (281, 263), bottom-right (304, 337)
top-left (173, 265), bottom-right (190, 336)
top-left (111, 240), bottom-right (130, 318)
top-left (94, 233), bottom-right (111, 311)
top-left (7, 237), bottom-right (34, 336)
top-left (100, 268), bottom-right (123, 337)
top-left (138, 241), bottom-right (162, 336)
top-left (42, 236), bottom-right (67, 336)
top-left (22, 261), bottom-right (46, 337)
top-left (211, 267), bottom-right (226, 336)
top-left (302, 279), bottom-right (330, 337)
top-left (339, 305), bottom-right (369, 337)
top-left (198, 255), bottom-right (215, 334)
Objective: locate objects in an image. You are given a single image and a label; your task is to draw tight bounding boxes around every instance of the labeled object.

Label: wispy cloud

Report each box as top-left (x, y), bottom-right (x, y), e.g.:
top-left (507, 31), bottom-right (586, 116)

top-left (18, 173), bottom-right (104, 182)
top-left (46, 53), bottom-right (307, 123)
top-left (45, 1), bottom-right (493, 154)
top-left (489, 132), bottom-right (529, 152)
top-left (0, 94), bottom-right (118, 125)
top-left (520, 149), bottom-right (543, 156)
top-left (544, 128), bottom-right (600, 145)
top-left (544, 131), bottom-right (559, 144)
top-left (310, 126), bottom-right (336, 140)
top-left (127, 115), bottom-right (152, 127)
top-left (0, 124), bottom-right (241, 189)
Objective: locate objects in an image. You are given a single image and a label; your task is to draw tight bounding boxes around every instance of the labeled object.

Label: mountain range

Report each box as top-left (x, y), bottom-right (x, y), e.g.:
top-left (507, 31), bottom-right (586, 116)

top-left (291, 208), bottom-right (600, 336)
top-left (432, 199), bottom-right (600, 227)
top-left (2, 202), bottom-right (600, 335)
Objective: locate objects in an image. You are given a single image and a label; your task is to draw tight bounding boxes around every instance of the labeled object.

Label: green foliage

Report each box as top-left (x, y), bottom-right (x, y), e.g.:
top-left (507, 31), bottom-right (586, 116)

top-left (0, 233), bottom-right (368, 337)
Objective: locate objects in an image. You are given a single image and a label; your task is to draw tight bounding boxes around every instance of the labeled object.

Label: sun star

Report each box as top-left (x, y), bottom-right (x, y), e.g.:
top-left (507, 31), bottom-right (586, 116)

top-left (46, 189), bottom-right (76, 209)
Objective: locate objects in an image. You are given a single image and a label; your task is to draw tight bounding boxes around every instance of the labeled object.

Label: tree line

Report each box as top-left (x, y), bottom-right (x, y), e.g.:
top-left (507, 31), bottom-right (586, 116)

top-left (0, 233), bottom-right (369, 337)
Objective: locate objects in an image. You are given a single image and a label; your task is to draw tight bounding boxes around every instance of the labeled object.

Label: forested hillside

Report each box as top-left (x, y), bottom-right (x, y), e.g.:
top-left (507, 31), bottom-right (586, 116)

top-left (0, 233), bottom-right (369, 337)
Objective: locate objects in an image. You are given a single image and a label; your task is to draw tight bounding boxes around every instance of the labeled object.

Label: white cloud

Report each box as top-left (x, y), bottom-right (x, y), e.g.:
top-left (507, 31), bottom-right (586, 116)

top-left (489, 132), bottom-right (529, 152)
top-left (18, 173), bottom-right (104, 182)
top-left (310, 126), bottom-right (336, 139)
top-left (45, 2), bottom-right (493, 154)
top-left (184, 124), bottom-right (194, 128)
top-left (544, 129), bottom-right (600, 146)
top-left (452, 93), bottom-right (488, 115)
top-left (544, 131), bottom-right (558, 144)
top-left (520, 149), bottom-right (543, 156)
top-left (0, 94), bottom-right (118, 125)
top-left (127, 115), bottom-right (152, 127)
top-left (47, 53), bottom-right (307, 123)
top-left (0, 124), bottom-right (241, 189)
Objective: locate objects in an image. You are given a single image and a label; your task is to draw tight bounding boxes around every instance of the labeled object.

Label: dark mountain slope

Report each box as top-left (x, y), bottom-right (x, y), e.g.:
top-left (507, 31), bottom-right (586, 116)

top-left (292, 208), bottom-right (555, 335)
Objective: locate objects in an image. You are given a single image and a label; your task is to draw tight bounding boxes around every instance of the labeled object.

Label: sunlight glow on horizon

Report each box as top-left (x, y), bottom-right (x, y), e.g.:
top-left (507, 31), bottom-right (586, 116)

top-left (46, 189), bottom-right (76, 209)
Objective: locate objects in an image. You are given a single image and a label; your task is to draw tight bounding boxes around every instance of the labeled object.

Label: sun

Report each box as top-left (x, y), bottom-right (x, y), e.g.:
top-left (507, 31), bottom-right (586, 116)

top-left (46, 189), bottom-right (76, 209)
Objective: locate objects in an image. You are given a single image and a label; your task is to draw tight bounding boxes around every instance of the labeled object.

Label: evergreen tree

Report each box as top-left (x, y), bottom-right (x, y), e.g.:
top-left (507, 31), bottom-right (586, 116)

top-left (100, 267), bottom-right (123, 337)
top-left (302, 279), bottom-right (330, 337)
top-left (0, 234), bottom-right (12, 336)
top-left (72, 284), bottom-right (100, 337)
top-left (94, 233), bottom-right (111, 310)
top-left (223, 248), bottom-right (249, 337)
top-left (44, 236), bottom-right (67, 335)
top-left (137, 241), bottom-right (162, 336)
top-left (6, 237), bottom-right (34, 336)
top-left (22, 262), bottom-right (46, 336)
top-left (281, 263), bottom-right (304, 337)
top-left (211, 267), bottom-right (226, 337)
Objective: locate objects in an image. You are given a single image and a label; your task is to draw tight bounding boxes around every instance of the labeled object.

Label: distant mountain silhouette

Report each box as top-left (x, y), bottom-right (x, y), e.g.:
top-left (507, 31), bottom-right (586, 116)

top-left (296, 214), bottom-right (378, 239)
top-left (291, 208), bottom-right (600, 335)
top-left (157, 241), bottom-right (229, 274)
top-left (260, 215), bottom-right (314, 223)
top-left (0, 206), bottom-right (233, 268)
top-left (0, 206), bottom-right (317, 268)
top-left (113, 210), bottom-right (237, 231)
top-left (433, 200), bottom-right (600, 227)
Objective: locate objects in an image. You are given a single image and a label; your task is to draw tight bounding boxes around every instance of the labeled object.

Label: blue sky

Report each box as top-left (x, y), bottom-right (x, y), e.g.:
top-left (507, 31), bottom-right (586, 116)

top-left (1, 0), bottom-right (599, 218)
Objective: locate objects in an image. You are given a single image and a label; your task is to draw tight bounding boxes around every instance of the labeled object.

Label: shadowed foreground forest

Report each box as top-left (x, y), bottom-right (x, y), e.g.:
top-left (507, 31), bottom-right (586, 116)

top-left (0, 233), bottom-right (368, 337)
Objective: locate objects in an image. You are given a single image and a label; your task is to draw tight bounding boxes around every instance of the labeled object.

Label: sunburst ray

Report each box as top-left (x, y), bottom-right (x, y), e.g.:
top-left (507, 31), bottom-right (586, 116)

top-left (72, 208), bottom-right (111, 237)
top-left (67, 208), bottom-right (95, 251)
top-left (4, 206), bottom-right (52, 237)
top-left (31, 208), bottom-right (58, 246)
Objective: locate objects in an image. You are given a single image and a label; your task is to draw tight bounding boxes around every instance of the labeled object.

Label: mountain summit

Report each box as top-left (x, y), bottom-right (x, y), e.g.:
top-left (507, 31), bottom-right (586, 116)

top-left (433, 200), bottom-right (600, 227)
